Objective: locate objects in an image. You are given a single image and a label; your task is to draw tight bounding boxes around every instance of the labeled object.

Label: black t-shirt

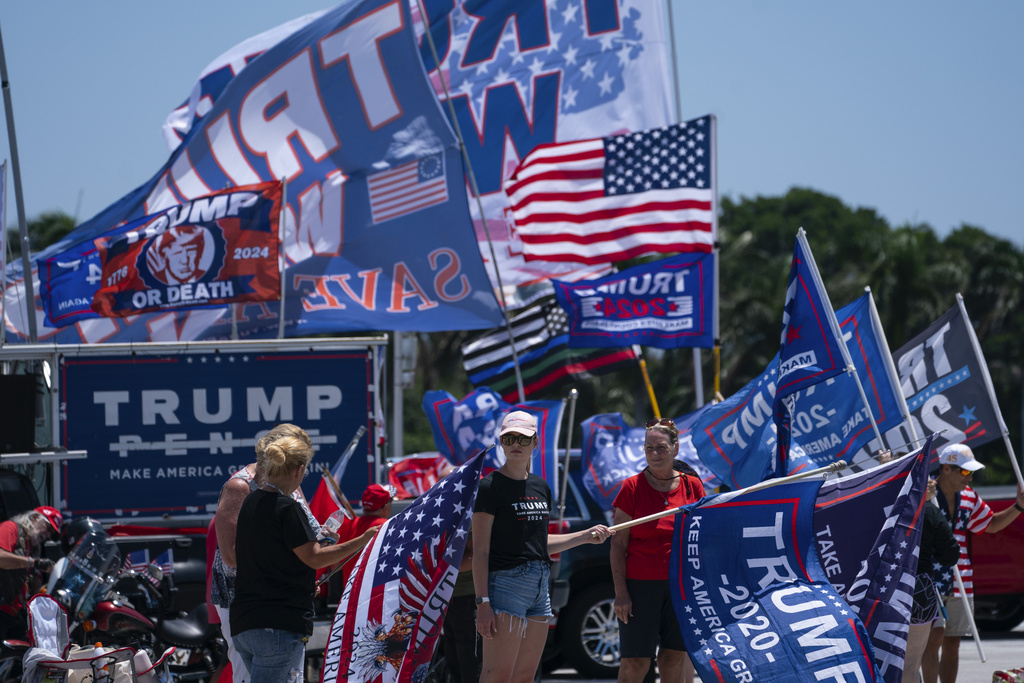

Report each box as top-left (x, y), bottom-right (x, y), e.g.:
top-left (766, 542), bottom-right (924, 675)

top-left (230, 489), bottom-right (317, 636)
top-left (474, 471), bottom-right (551, 571)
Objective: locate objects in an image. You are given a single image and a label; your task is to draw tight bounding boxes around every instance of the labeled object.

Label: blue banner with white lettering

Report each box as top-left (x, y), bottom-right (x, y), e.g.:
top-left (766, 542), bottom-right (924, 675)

top-left (61, 348), bottom-right (376, 519)
top-left (552, 253), bottom-right (714, 349)
top-left (670, 479), bottom-right (880, 683)
top-left (12, 0), bottom-right (501, 344)
top-left (693, 293), bottom-right (905, 489)
top-left (814, 441), bottom-right (930, 682)
top-left (580, 410), bottom-right (719, 510)
top-left (421, 388), bottom-right (563, 487)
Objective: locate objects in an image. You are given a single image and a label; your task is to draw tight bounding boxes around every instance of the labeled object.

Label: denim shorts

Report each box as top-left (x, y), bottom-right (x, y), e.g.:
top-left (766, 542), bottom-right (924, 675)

top-left (234, 627), bottom-right (306, 683)
top-left (488, 560), bottom-right (552, 620)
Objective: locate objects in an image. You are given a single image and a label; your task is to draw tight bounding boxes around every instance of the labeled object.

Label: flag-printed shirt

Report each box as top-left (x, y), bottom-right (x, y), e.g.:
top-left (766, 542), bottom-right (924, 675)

top-left (933, 486), bottom-right (994, 597)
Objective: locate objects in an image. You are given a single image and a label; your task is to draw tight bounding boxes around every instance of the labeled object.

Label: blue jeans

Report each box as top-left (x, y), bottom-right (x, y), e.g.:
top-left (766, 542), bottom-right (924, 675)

top-left (233, 628), bottom-right (306, 683)
top-left (488, 560), bottom-right (552, 620)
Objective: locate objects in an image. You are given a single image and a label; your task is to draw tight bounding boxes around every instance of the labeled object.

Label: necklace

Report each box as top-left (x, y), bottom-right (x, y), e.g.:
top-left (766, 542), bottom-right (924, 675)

top-left (645, 468), bottom-right (678, 507)
top-left (264, 483), bottom-right (287, 496)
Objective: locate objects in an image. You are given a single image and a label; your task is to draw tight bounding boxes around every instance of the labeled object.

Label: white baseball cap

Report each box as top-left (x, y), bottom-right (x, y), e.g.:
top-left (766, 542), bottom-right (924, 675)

top-left (499, 410), bottom-right (537, 437)
top-left (938, 443), bottom-right (985, 472)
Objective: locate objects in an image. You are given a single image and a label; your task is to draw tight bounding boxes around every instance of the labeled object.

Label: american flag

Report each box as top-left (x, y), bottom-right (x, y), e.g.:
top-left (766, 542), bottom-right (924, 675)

top-left (150, 549), bottom-right (174, 576)
top-left (321, 452), bottom-right (484, 683)
top-left (366, 153), bottom-right (448, 224)
top-left (505, 116), bottom-right (716, 265)
top-left (121, 549), bottom-right (149, 573)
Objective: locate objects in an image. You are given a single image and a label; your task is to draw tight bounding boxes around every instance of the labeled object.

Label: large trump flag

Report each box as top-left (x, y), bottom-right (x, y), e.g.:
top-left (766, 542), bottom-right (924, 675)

top-left (7, 0), bottom-right (502, 344)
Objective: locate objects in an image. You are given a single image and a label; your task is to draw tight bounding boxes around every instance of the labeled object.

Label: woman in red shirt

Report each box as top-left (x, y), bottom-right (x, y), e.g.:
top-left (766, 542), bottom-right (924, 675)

top-left (610, 418), bottom-right (705, 683)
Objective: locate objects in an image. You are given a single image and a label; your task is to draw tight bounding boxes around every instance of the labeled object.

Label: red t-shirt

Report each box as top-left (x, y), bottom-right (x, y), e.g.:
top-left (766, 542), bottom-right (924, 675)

top-left (336, 515), bottom-right (386, 588)
top-left (0, 520), bottom-right (26, 616)
top-left (613, 472), bottom-right (704, 580)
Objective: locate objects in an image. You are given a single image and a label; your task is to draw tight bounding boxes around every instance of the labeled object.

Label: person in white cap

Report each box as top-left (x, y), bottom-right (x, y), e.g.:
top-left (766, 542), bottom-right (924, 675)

top-left (473, 410), bottom-right (614, 683)
top-left (922, 443), bottom-right (1024, 683)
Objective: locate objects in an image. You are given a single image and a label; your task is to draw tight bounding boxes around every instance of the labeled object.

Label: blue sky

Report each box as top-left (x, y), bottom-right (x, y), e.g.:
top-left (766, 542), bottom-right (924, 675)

top-left (1, 1), bottom-right (1021, 246)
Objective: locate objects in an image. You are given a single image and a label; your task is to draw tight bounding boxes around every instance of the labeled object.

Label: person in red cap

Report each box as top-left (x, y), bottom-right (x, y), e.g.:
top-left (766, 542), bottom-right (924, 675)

top-left (0, 507), bottom-right (60, 639)
top-left (328, 484), bottom-right (395, 594)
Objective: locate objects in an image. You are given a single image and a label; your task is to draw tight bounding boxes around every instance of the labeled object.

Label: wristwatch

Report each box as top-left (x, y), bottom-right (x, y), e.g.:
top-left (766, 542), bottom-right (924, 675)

top-left (475, 596), bottom-right (490, 605)
top-left (1014, 502), bottom-right (1024, 513)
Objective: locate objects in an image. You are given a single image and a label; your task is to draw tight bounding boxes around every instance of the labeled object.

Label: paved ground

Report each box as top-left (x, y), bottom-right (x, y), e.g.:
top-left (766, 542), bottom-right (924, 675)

top-left (543, 622), bottom-right (1024, 682)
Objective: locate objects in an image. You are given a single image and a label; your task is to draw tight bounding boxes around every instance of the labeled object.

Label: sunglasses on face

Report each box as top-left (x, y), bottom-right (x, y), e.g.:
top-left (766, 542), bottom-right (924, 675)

top-left (958, 467), bottom-right (974, 477)
top-left (501, 434), bottom-right (535, 447)
top-left (646, 418), bottom-right (675, 429)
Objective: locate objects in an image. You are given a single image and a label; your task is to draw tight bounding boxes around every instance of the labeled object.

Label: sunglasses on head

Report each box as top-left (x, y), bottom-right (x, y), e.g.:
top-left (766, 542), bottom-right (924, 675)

top-left (501, 434), bottom-right (535, 447)
top-left (646, 418), bottom-right (675, 429)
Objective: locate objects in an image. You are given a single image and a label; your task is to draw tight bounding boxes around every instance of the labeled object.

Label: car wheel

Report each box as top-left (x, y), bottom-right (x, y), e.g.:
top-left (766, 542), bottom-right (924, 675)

top-left (560, 584), bottom-right (620, 678)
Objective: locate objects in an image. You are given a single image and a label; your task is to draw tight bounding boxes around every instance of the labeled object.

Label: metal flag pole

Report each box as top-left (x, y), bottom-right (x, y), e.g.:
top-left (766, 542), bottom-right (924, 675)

top-left (865, 286), bottom-right (921, 445)
top-left (1, 160), bottom-right (7, 347)
top-left (0, 22), bottom-right (37, 342)
top-left (603, 460), bottom-right (848, 534)
top-left (956, 292), bottom-right (1024, 488)
top-left (414, 0), bottom-right (525, 401)
top-left (797, 228), bottom-right (884, 445)
top-left (709, 115), bottom-right (720, 406)
top-left (556, 388), bottom-right (579, 523)
top-left (636, 346), bottom-right (662, 418)
top-left (277, 176), bottom-right (288, 340)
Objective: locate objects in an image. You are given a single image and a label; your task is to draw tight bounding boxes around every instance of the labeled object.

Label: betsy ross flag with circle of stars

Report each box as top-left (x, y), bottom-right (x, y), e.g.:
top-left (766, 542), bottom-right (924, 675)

top-left (505, 116), bottom-right (716, 266)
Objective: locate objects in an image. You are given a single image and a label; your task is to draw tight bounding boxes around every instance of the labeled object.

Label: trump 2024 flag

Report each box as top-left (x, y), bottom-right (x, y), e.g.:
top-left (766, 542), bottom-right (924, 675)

top-left (321, 452), bottom-right (483, 683)
top-left (505, 116), bottom-right (715, 265)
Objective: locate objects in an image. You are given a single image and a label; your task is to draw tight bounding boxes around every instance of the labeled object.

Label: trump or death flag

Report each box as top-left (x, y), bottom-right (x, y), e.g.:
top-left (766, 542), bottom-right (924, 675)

top-left (16, 0), bottom-right (501, 344)
top-left (692, 293), bottom-right (904, 489)
top-left (553, 253), bottom-right (714, 350)
top-left (40, 183), bottom-right (281, 322)
top-left (421, 387), bottom-right (563, 487)
top-left (671, 479), bottom-right (880, 683)
top-left (505, 117), bottom-right (715, 266)
top-left (814, 440), bottom-right (931, 683)
top-left (322, 452), bottom-right (484, 683)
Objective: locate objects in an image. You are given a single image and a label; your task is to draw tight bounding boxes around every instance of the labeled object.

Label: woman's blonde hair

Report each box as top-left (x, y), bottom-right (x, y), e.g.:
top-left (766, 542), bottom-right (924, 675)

top-left (256, 428), bottom-right (314, 480)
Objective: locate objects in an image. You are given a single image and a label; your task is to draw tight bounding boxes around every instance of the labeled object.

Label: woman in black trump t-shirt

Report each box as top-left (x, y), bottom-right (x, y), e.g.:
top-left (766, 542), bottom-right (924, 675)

top-left (473, 411), bottom-right (613, 683)
top-left (230, 430), bottom-right (378, 682)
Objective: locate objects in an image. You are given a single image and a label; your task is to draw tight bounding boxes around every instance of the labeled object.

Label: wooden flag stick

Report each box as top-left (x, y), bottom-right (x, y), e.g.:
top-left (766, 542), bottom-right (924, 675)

top-left (321, 463), bottom-right (357, 519)
top-left (602, 460), bottom-right (849, 535)
top-left (638, 355), bottom-right (661, 418)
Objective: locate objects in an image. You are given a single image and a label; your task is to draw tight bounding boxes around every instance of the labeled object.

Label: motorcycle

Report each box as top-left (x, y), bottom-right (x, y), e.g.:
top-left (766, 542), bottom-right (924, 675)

top-left (47, 525), bottom-right (225, 682)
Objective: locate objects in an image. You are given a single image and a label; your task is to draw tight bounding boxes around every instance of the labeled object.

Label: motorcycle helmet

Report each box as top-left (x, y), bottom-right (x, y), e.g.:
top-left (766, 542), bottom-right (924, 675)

top-left (35, 506), bottom-right (63, 537)
top-left (60, 516), bottom-right (105, 555)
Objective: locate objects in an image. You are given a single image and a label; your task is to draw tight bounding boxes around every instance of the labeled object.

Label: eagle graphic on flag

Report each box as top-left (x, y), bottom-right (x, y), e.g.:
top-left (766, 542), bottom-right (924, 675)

top-left (321, 452), bottom-right (484, 682)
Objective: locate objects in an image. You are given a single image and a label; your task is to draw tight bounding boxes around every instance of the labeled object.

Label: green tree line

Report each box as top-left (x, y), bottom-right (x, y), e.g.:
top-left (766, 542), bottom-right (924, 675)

top-left (11, 189), bottom-right (1024, 485)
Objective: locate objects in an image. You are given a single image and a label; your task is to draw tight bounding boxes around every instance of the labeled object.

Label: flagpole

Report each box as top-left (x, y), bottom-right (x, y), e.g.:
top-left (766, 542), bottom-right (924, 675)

top-left (635, 346), bottom-right (661, 417)
top-left (865, 286), bottom-right (920, 444)
top-left (603, 460), bottom-right (848, 534)
top-left (556, 388), bottom-right (579, 522)
top-left (711, 117), bottom-right (721, 403)
top-left (797, 229), bottom-right (884, 445)
top-left (277, 176), bottom-right (287, 340)
top-left (320, 462), bottom-right (357, 519)
top-left (0, 23), bottom-right (37, 342)
top-left (414, 0), bottom-right (526, 401)
top-left (956, 293), bottom-right (1024, 488)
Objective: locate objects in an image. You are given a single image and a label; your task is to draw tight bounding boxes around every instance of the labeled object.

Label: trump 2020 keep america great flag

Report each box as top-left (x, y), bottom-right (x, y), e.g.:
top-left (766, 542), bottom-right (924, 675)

top-left (505, 116), bottom-right (716, 265)
top-left (321, 453), bottom-right (484, 683)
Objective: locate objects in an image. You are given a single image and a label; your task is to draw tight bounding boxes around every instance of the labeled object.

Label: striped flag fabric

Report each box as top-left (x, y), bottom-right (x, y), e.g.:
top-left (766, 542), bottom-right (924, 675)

top-left (366, 153), bottom-right (448, 224)
top-left (321, 452), bottom-right (484, 683)
top-left (151, 549), bottom-right (174, 575)
top-left (505, 116), bottom-right (715, 265)
top-left (121, 549), bottom-right (149, 573)
top-left (461, 299), bottom-right (637, 402)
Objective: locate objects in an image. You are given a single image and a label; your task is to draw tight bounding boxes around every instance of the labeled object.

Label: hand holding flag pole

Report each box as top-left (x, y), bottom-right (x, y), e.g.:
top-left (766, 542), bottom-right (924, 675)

top-left (596, 459), bottom-right (848, 536)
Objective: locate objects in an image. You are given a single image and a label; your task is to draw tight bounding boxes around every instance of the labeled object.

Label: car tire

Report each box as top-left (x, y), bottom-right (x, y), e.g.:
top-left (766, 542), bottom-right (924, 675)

top-left (560, 583), bottom-right (620, 678)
